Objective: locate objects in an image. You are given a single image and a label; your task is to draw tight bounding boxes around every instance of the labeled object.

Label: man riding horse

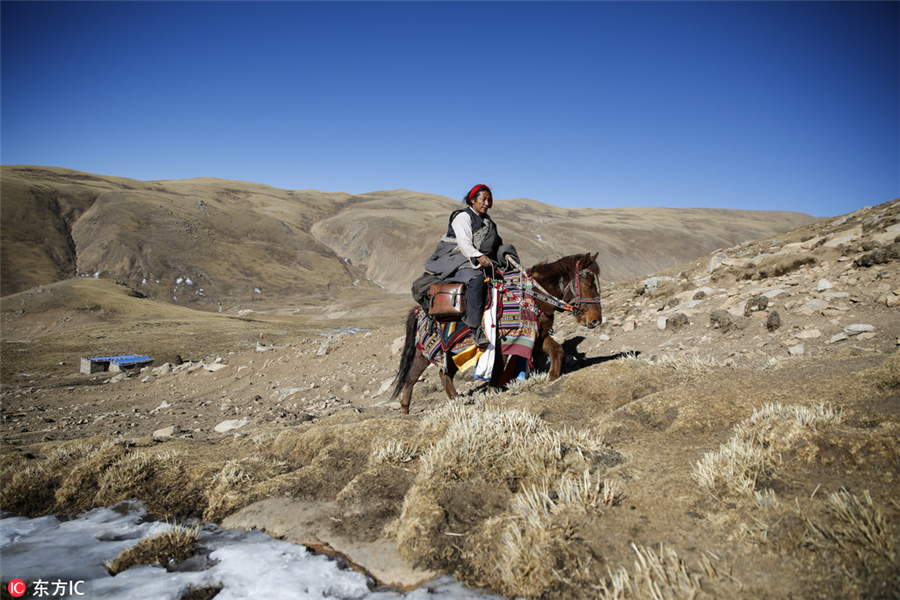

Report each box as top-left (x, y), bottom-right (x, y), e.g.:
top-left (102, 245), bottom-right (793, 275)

top-left (394, 183), bottom-right (603, 414)
top-left (422, 183), bottom-right (516, 348)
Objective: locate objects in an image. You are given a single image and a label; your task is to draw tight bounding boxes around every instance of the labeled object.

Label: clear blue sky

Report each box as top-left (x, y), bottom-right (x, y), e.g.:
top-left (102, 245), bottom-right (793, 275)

top-left (2, 1), bottom-right (897, 217)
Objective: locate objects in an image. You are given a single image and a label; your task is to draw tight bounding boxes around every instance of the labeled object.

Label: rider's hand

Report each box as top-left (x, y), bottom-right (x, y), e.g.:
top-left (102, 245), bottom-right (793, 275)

top-left (477, 255), bottom-right (492, 267)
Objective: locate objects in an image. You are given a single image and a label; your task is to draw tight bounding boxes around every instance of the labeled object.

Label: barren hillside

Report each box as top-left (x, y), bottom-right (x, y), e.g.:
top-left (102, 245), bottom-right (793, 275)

top-left (1, 166), bottom-right (816, 308)
top-left (1, 195), bottom-right (898, 599)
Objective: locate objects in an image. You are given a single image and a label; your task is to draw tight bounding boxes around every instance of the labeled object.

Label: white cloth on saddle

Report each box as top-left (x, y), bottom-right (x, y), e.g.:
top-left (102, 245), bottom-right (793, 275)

top-left (475, 285), bottom-right (499, 380)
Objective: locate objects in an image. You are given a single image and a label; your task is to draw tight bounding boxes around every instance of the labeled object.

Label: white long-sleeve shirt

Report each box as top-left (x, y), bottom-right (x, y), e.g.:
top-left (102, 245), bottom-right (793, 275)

top-left (450, 212), bottom-right (483, 261)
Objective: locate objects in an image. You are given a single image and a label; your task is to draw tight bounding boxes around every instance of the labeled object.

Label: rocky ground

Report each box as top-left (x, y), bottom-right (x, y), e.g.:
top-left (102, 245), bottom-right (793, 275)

top-left (3, 200), bottom-right (897, 445)
top-left (1, 199), bottom-right (898, 598)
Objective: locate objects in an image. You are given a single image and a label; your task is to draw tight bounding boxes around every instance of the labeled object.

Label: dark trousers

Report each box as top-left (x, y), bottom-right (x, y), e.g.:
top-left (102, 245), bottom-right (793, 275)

top-left (464, 273), bottom-right (486, 330)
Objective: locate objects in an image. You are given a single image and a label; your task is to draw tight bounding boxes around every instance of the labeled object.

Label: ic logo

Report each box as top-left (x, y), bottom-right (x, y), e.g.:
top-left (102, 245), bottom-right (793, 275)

top-left (7, 579), bottom-right (27, 598)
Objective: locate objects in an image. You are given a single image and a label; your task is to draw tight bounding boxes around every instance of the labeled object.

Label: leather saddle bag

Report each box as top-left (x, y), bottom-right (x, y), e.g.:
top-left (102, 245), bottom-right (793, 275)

top-left (428, 283), bottom-right (466, 319)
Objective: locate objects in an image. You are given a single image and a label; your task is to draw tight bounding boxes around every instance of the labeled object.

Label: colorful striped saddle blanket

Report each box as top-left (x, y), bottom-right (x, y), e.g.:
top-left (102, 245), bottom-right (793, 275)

top-left (415, 270), bottom-right (541, 377)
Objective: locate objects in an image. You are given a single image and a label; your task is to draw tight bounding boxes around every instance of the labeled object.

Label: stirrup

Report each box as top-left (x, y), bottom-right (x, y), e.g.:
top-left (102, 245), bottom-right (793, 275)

top-left (473, 327), bottom-right (490, 349)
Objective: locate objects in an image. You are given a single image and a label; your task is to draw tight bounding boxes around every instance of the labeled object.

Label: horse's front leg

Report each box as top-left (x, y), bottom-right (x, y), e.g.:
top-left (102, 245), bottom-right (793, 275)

top-left (543, 335), bottom-right (564, 380)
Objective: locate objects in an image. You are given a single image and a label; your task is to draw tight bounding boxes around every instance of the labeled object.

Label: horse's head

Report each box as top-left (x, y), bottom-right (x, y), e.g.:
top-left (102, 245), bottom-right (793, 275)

top-left (568, 252), bottom-right (602, 329)
top-left (530, 252), bottom-right (603, 328)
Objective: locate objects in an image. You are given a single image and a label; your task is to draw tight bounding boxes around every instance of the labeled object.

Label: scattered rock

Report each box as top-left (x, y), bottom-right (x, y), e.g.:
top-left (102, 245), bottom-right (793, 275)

top-left (639, 276), bottom-right (670, 292)
top-left (878, 293), bottom-right (900, 307)
top-left (710, 310), bottom-right (738, 332)
top-left (156, 354), bottom-right (183, 366)
top-left (152, 425), bottom-right (179, 439)
top-left (214, 419), bottom-right (251, 433)
top-left (278, 386), bottom-right (313, 402)
top-left (153, 363), bottom-right (173, 376)
top-left (817, 279), bottom-right (833, 292)
top-left (823, 230), bottom-right (861, 247)
top-left (801, 299), bottom-right (829, 314)
top-left (761, 288), bottom-right (788, 299)
top-left (738, 255), bottom-right (817, 280)
top-left (317, 337), bottom-right (337, 357)
top-left (795, 329), bottom-right (821, 339)
top-left (743, 295), bottom-right (769, 316)
top-left (708, 252), bottom-right (729, 273)
top-left (844, 324), bottom-right (875, 336)
top-left (854, 243), bottom-right (900, 267)
top-left (107, 373), bottom-right (129, 384)
top-left (668, 313), bottom-right (690, 331)
top-left (766, 311), bottom-right (782, 332)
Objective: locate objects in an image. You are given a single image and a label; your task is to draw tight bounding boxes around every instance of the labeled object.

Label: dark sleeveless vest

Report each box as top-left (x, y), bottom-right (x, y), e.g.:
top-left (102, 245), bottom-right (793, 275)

top-left (424, 207), bottom-right (501, 280)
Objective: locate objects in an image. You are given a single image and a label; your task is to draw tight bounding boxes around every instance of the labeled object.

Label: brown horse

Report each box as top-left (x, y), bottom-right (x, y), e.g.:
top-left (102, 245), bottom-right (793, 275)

top-left (391, 252), bottom-right (602, 414)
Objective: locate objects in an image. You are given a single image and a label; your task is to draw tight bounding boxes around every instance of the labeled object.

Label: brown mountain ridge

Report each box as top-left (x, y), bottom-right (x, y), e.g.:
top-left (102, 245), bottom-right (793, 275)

top-left (1, 165), bottom-right (816, 310)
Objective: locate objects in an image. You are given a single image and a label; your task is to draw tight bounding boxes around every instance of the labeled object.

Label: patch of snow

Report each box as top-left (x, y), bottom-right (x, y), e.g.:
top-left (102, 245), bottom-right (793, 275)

top-left (0, 502), bottom-right (501, 599)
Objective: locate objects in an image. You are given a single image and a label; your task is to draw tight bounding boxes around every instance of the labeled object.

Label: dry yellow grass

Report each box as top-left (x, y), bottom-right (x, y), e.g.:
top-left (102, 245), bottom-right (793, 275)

top-left (693, 402), bottom-right (843, 498)
top-left (2, 349), bottom-right (897, 598)
top-left (105, 523), bottom-right (200, 575)
top-left (202, 454), bottom-right (291, 522)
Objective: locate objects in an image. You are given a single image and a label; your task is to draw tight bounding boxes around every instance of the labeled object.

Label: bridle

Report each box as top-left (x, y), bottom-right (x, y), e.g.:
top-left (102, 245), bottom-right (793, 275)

top-left (500, 256), bottom-right (601, 316)
top-left (557, 260), bottom-right (602, 315)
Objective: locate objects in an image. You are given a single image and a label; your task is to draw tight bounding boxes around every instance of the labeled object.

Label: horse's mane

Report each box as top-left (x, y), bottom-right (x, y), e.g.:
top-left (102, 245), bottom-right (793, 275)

top-left (527, 253), bottom-right (601, 302)
top-left (531, 253), bottom-right (600, 279)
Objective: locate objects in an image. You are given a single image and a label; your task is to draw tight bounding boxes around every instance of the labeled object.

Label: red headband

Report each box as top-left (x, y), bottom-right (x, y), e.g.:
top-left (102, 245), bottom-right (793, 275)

top-left (467, 184), bottom-right (491, 202)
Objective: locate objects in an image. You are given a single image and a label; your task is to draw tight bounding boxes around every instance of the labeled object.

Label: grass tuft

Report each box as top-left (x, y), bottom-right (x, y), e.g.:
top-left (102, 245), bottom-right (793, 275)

top-left (417, 405), bottom-right (603, 489)
top-left (505, 371), bottom-right (551, 395)
top-left (203, 455), bottom-right (290, 522)
top-left (806, 489), bottom-right (896, 563)
top-left (105, 523), bottom-right (200, 575)
top-left (654, 353), bottom-right (727, 379)
top-left (370, 439), bottom-right (420, 466)
top-left (594, 543), bottom-right (723, 600)
top-left (694, 402), bottom-right (842, 498)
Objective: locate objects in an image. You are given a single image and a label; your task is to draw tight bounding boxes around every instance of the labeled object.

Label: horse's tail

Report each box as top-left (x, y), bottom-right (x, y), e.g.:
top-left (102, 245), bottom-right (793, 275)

top-left (390, 308), bottom-right (420, 401)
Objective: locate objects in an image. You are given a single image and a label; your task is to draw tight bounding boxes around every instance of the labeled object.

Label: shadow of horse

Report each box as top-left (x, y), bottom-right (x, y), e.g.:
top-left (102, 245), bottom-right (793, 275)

top-left (546, 335), bottom-right (642, 375)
